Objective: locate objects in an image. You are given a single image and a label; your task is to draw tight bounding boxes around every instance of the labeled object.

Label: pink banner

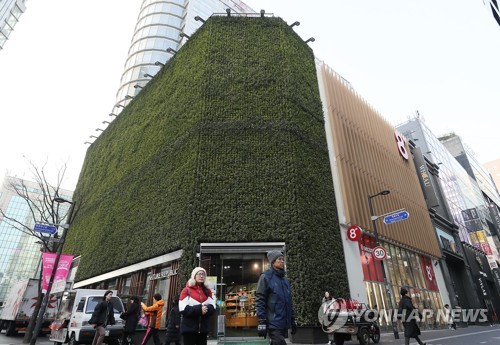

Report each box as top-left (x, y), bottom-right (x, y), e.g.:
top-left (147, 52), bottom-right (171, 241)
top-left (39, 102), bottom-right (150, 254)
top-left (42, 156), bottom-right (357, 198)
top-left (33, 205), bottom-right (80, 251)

top-left (42, 253), bottom-right (74, 293)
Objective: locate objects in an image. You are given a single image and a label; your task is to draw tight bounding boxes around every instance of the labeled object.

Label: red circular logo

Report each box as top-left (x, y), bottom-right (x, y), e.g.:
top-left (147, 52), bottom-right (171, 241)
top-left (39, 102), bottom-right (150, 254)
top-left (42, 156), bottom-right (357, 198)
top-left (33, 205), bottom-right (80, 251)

top-left (346, 225), bottom-right (362, 242)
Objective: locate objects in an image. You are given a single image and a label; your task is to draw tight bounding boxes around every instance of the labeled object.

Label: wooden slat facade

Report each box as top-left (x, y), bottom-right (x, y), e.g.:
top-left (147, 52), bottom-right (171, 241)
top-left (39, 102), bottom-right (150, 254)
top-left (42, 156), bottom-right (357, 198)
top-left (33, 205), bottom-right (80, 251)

top-left (318, 62), bottom-right (441, 258)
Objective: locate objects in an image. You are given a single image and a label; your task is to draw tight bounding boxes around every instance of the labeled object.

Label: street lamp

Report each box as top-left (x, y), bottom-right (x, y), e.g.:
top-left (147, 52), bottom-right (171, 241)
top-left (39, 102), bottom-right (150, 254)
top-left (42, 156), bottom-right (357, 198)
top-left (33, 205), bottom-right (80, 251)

top-left (31, 197), bottom-right (76, 345)
top-left (368, 190), bottom-right (390, 245)
top-left (367, 190), bottom-right (399, 339)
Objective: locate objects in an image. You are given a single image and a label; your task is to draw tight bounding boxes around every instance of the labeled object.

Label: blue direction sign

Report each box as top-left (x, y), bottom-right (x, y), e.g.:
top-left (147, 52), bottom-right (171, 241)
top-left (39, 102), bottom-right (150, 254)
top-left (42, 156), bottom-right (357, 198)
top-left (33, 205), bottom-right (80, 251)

top-left (33, 223), bottom-right (58, 235)
top-left (383, 211), bottom-right (409, 225)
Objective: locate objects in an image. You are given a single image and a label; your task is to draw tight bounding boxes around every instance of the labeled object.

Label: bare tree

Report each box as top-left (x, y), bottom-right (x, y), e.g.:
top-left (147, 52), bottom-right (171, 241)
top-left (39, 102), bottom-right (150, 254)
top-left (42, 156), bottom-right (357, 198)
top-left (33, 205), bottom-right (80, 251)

top-left (0, 160), bottom-right (79, 343)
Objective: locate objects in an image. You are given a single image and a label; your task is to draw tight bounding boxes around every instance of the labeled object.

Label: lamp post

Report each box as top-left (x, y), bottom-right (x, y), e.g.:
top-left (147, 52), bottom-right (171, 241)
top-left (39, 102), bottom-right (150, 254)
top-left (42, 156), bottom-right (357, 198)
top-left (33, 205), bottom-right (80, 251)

top-left (30, 197), bottom-right (75, 345)
top-left (368, 190), bottom-right (399, 339)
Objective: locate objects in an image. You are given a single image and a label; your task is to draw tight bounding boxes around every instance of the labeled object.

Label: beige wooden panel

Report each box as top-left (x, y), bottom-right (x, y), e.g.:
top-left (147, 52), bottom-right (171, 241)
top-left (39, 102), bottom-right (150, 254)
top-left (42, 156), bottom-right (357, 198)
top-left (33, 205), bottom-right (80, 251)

top-left (319, 63), bottom-right (441, 258)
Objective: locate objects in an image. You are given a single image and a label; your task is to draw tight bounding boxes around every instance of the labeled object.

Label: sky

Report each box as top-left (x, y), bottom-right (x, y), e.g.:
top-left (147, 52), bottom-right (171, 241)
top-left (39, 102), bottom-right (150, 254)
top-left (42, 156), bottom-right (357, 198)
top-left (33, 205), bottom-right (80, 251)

top-left (1, 0), bottom-right (499, 191)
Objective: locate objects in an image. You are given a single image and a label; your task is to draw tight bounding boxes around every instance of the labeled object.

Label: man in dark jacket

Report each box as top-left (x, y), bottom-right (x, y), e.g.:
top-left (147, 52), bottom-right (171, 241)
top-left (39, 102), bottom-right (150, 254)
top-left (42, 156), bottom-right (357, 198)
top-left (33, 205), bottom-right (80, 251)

top-left (397, 288), bottom-right (426, 345)
top-left (89, 290), bottom-right (116, 345)
top-left (255, 250), bottom-right (297, 345)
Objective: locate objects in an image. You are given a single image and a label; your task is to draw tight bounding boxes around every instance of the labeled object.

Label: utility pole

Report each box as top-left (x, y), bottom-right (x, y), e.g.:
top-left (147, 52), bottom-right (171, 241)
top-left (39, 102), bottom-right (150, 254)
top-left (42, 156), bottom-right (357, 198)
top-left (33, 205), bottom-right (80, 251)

top-left (30, 198), bottom-right (75, 345)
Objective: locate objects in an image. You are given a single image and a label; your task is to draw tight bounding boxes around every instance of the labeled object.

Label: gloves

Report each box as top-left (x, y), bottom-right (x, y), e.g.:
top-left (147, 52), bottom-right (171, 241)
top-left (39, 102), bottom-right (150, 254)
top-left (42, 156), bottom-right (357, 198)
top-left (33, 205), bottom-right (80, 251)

top-left (257, 319), bottom-right (267, 338)
top-left (291, 319), bottom-right (297, 335)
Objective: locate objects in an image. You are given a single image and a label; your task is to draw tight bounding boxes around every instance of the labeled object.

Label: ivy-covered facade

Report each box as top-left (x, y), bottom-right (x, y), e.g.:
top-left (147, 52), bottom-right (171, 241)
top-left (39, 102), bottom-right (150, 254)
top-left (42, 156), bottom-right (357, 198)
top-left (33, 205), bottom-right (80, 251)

top-left (65, 16), bottom-right (348, 327)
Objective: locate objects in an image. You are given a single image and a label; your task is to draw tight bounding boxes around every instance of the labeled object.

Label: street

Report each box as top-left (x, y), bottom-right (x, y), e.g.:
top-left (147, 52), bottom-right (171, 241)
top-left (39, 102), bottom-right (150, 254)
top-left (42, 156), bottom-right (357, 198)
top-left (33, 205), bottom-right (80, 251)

top-left (1, 325), bottom-right (500, 345)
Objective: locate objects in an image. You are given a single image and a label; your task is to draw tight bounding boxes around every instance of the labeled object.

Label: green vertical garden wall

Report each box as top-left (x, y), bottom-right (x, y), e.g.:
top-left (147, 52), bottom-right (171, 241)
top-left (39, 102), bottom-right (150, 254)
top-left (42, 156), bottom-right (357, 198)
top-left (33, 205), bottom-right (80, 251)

top-left (65, 16), bottom-right (348, 324)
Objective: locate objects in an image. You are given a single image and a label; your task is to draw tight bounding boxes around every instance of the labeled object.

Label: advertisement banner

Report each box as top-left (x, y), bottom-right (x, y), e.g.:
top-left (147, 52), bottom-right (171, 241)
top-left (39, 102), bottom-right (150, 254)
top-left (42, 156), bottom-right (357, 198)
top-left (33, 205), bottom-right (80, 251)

top-left (359, 235), bottom-right (384, 283)
top-left (42, 253), bottom-right (74, 293)
top-left (481, 242), bottom-right (493, 255)
top-left (420, 256), bottom-right (439, 291)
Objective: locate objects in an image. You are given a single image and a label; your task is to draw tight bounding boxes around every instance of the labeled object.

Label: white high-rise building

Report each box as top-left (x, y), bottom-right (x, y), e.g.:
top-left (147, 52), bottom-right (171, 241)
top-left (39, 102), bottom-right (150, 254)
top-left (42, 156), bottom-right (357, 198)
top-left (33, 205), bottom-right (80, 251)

top-left (0, 176), bottom-right (73, 305)
top-left (112, 0), bottom-right (256, 115)
top-left (0, 0), bottom-right (28, 50)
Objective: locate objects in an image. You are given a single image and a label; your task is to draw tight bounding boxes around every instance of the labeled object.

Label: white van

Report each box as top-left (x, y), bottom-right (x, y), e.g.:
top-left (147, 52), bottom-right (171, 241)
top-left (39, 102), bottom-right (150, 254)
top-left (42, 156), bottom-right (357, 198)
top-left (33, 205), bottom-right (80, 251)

top-left (50, 289), bottom-right (125, 345)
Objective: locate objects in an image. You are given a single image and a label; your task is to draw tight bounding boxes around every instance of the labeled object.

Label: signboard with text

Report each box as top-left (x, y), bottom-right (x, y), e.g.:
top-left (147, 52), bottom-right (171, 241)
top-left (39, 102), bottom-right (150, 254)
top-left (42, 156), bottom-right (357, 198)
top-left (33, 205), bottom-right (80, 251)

top-left (42, 253), bottom-right (74, 293)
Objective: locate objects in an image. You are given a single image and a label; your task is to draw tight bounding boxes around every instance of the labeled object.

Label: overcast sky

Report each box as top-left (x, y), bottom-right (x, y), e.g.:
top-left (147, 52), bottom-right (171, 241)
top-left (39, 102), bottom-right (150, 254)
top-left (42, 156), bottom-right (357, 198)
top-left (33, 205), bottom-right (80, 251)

top-left (1, 0), bottom-right (499, 190)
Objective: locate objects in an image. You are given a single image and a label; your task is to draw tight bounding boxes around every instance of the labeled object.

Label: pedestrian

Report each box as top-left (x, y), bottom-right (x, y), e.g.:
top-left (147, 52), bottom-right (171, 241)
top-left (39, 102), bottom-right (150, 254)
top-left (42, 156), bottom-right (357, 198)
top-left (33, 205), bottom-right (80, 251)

top-left (255, 250), bottom-right (297, 345)
top-left (140, 293), bottom-right (165, 345)
top-left (398, 288), bottom-right (426, 345)
top-left (164, 294), bottom-right (181, 345)
top-left (443, 304), bottom-right (456, 330)
top-left (179, 267), bottom-right (216, 345)
top-left (89, 290), bottom-right (116, 345)
top-left (322, 291), bottom-right (334, 345)
top-left (120, 296), bottom-right (141, 345)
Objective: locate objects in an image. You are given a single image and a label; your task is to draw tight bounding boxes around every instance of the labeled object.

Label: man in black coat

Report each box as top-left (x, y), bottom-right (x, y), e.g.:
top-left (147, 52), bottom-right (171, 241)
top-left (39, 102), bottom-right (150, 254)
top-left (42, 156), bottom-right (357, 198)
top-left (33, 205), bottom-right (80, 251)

top-left (120, 296), bottom-right (140, 345)
top-left (397, 288), bottom-right (426, 345)
top-left (89, 290), bottom-right (116, 345)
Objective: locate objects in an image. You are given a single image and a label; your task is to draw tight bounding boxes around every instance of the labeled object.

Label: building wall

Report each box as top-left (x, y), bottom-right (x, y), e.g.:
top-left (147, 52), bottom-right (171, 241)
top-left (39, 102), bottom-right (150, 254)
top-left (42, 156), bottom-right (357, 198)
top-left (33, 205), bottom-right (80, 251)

top-left (66, 16), bottom-right (348, 325)
top-left (317, 63), bottom-right (441, 258)
top-left (484, 159), bottom-right (500, 195)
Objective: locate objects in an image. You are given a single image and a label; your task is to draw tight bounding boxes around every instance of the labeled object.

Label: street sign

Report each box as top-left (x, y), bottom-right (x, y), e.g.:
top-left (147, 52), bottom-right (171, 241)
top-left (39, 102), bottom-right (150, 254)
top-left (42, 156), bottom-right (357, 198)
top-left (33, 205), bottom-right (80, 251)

top-left (346, 225), bottom-right (362, 242)
top-left (33, 223), bottom-right (58, 235)
top-left (373, 246), bottom-right (387, 261)
top-left (383, 210), bottom-right (409, 225)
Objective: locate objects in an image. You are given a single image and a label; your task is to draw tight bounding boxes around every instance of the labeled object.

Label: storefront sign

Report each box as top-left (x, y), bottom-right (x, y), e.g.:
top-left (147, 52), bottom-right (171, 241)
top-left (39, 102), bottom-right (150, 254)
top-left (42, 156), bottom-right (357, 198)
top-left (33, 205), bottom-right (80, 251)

top-left (395, 130), bottom-right (408, 160)
top-left (149, 268), bottom-right (177, 280)
top-left (487, 255), bottom-right (498, 269)
top-left (412, 147), bottom-right (440, 208)
top-left (346, 225), bottom-right (362, 242)
top-left (477, 276), bottom-right (488, 296)
top-left (481, 242), bottom-right (493, 255)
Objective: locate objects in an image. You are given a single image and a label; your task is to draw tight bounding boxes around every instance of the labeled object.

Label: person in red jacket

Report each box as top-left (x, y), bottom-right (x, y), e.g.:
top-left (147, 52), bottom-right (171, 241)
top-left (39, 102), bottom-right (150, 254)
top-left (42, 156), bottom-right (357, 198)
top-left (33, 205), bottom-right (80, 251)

top-left (179, 267), bottom-right (216, 345)
top-left (140, 293), bottom-right (165, 345)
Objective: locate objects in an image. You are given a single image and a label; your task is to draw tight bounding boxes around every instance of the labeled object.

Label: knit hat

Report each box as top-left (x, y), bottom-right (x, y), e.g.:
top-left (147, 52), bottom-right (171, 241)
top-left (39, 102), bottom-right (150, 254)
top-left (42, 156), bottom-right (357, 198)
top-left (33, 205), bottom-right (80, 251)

top-left (267, 250), bottom-right (284, 264)
top-left (188, 267), bottom-right (209, 287)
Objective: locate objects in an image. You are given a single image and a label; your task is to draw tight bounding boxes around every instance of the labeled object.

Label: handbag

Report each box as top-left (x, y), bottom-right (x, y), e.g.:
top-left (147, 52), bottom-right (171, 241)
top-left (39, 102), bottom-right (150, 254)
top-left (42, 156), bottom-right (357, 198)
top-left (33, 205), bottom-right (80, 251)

top-left (138, 314), bottom-right (149, 327)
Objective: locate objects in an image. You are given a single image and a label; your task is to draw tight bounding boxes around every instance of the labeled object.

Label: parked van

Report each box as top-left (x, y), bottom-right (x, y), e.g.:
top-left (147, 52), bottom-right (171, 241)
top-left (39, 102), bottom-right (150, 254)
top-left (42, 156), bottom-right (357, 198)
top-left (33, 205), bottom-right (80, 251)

top-left (49, 289), bottom-right (124, 345)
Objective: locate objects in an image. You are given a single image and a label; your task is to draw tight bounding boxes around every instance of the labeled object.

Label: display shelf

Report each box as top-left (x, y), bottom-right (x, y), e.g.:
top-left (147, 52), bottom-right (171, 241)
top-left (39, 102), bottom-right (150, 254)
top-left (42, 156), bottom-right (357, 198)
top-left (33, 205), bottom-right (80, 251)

top-left (225, 290), bottom-right (257, 328)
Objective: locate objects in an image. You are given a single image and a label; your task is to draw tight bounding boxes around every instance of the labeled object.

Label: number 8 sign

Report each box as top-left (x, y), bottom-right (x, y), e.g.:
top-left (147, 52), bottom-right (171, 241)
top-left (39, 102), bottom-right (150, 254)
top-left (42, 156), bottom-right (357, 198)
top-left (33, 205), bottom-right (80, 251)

top-left (373, 246), bottom-right (387, 261)
top-left (346, 225), bottom-right (362, 242)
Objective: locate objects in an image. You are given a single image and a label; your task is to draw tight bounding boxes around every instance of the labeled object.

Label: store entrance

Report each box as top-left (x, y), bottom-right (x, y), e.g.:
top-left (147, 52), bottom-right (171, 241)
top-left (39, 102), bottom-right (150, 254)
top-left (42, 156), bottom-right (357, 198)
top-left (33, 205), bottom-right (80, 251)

top-left (201, 253), bottom-right (265, 337)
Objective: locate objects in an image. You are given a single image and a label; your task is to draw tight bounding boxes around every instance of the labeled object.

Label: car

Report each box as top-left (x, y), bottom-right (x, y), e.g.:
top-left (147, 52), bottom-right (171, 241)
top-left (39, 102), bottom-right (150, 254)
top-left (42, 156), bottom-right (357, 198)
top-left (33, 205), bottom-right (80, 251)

top-left (49, 289), bottom-right (125, 345)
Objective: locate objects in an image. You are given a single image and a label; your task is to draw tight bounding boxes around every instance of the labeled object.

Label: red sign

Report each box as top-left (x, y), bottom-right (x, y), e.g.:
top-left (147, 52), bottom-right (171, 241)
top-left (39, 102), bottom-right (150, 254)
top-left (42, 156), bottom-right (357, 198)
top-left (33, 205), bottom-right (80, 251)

top-left (373, 246), bottom-right (387, 261)
top-left (359, 235), bottom-right (384, 282)
top-left (420, 256), bottom-right (439, 291)
top-left (481, 242), bottom-right (493, 255)
top-left (347, 225), bottom-right (362, 242)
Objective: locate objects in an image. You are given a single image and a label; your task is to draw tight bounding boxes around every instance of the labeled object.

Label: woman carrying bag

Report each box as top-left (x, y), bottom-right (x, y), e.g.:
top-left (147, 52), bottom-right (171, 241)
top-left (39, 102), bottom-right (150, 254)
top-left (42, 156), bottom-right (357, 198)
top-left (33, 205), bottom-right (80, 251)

top-left (120, 296), bottom-right (140, 345)
top-left (140, 293), bottom-right (165, 345)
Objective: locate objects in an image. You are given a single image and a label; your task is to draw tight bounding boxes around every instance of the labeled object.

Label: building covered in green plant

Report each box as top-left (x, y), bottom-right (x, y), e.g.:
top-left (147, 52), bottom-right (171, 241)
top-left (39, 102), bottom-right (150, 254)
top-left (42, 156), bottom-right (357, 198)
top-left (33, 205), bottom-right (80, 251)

top-left (65, 15), bottom-right (347, 339)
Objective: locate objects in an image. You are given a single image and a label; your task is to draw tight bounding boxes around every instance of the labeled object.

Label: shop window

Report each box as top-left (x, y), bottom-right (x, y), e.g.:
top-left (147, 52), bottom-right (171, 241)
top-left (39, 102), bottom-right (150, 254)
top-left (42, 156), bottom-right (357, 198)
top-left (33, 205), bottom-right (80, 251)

top-left (201, 253), bottom-right (265, 337)
top-left (122, 276), bottom-right (132, 297)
